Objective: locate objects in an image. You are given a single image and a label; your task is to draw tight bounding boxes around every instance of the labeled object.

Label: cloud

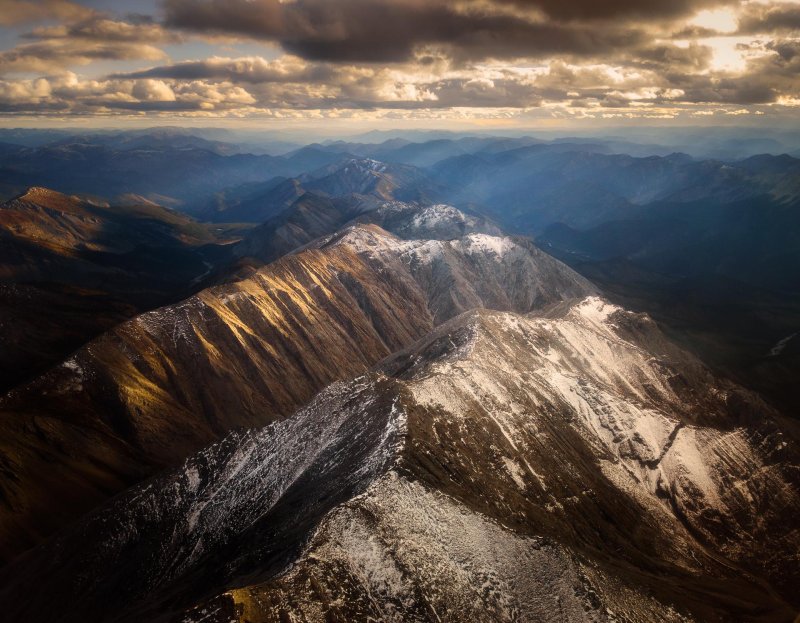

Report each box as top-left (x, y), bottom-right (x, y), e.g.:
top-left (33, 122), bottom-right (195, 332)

top-left (0, 39), bottom-right (167, 74)
top-left (0, 0), bottom-right (92, 26)
top-left (737, 2), bottom-right (800, 34)
top-left (0, 72), bottom-right (259, 114)
top-left (0, 14), bottom-right (177, 75)
top-left (131, 79), bottom-right (176, 102)
top-left (163, 0), bottom-right (651, 63)
top-left (114, 56), bottom-right (336, 84)
top-left (25, 16), bottom-right (181, 44)
top-left (0, 0), bottom-right (798, 121)
top-left (495, 0), bottom-right (735, 21)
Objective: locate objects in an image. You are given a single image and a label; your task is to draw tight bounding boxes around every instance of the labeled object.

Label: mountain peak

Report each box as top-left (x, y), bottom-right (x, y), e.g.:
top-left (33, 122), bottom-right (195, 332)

top-left (342, 157), bottom-right (387, 173)
top-left (319, 223), bottom-right (401, 254)
top-left (11, 187), bottom-right (99, 215)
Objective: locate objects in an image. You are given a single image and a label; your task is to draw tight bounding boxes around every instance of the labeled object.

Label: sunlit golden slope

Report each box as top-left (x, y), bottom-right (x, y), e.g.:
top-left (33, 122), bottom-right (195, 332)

top-left (0, 187), bottom-right (223, 391)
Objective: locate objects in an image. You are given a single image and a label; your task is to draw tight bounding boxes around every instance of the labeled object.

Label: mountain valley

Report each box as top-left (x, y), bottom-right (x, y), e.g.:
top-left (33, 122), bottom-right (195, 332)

top-left (0, 187), bottom-right (237, 392)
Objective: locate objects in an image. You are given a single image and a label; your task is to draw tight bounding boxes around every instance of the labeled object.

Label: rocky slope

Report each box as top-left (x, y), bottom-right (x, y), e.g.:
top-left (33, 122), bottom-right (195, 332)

top-left (0, 187), bottom-right (227, 392)
top-left (2, 297), bottom-right (796, 623)
top-left (0, 215), bottom-right (593, 561)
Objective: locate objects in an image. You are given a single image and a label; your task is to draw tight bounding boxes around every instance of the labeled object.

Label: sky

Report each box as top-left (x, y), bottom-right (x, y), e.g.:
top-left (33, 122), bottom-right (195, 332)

top-left (0, 0), bottom-right (798, 130)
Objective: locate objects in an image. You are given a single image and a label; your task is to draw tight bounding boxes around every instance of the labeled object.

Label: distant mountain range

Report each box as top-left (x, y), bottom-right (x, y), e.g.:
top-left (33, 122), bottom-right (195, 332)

top-left (2, 128), bottom-right (797, 412)
top-left (2, 130), bottom-right (798, 225)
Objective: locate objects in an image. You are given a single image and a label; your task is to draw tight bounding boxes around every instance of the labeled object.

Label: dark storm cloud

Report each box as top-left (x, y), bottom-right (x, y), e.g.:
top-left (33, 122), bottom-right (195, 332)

top-left (495, 0), bottom-right (733, 21)
top-left (163, 0), bottom-right (649, 63)
top-left (737, 3), bottom-right (800, 34)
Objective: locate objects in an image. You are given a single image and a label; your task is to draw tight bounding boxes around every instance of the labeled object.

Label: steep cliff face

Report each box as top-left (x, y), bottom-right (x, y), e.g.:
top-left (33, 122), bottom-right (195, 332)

top-left (1, 298), bottom-right (796, 623)
top-left (0, 219), bottom-right (594, 561)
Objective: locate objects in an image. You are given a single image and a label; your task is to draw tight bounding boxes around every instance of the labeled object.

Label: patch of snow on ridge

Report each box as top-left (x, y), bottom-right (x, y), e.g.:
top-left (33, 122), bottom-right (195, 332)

top-left (768, 332), bottom-right (797, 357)
top-left (62, 357), bottom-right (83, 378)
top-left (572, 296), bottom-right (621, 327)
top-left (60, 357), bottom-right (86, 392)
top-left (459, 233), bottom-right (516, 259)
top-left (410, 204), bottom-right (464, 228)
top-left (399, 239), bottom-right (446, 265)
top-left (343, 158), bottom-right (387, 174)
top-left (502, 457), bottom-right (527, 490)
top-left (329, 225), bottom-right (403, 256)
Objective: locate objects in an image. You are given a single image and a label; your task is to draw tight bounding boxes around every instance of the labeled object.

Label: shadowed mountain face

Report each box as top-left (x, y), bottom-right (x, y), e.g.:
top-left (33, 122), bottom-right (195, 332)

top-left (199, 157), bottom-right (445, 224)
top-left (1, 298), bottom-right (796, 623)
top-left (536, 193), bottom-right (800, 415)
top-left (430, 149), bottom-right (800, 233)
top-left (0, 213), bottom-right (594, 562)
top-left (0, 187), bottom-right (230, 392)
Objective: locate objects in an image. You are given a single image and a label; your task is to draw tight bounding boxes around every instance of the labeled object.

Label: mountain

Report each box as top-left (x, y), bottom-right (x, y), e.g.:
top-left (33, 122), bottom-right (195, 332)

top-left (230, 158), bottom-right (454, 266)
top-left (537, 191), bottom-right (800, 414)
top-left (282, 145), bottom-right (355, 174)
top-left (290, 136), bottom-right (547, 168)
top-left (349, 201), bottom-right (503, 240)
top-left (197, 177), bottom-right (306, 223)
top-left (0, 213), bottom-right (593, 561)
top-left (1, 297), bottom-right (797, 622)
top-left (47, 129), bottom-right (243, 156)
top-left (1, 132), bottom-right (798, 623)
top-left (196, 157), bottom-right (444, 224)
top-left (0, 187), bottom-right (227, 392)
top-left (232, 192), bottom-right (372, 264)
top-left (0, 141), bottom-right (291, 211)
top-left (430, 148), bottom-right (800, 233)
top-left (234, 195), bottom-right (503, 266)
top-left (303, 158), bottom-right (444, 203)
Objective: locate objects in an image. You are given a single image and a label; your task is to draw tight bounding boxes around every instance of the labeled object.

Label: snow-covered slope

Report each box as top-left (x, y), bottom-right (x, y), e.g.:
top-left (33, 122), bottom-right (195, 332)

top-left (351, 201), bottom-right (502, 240)
top-left (2, 297), bottom-right (796, 623)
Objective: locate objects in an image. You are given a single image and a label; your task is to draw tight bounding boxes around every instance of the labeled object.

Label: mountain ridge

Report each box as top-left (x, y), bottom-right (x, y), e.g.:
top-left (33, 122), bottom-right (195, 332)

top-left (1, 297), bottom-right (796, 622)
top-left (0, 213), bottom-right (593, 562)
